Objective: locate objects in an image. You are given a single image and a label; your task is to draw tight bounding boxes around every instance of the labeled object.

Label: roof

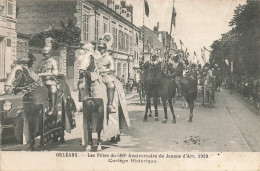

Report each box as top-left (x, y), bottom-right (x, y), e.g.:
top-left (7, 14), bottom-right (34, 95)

top-left (17, 0), bottom-right (77, 35)
top-left (87, 1), bottom-right (140, 32)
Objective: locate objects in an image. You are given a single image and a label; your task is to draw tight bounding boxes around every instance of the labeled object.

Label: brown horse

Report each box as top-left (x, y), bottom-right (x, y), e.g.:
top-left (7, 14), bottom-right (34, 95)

top-left (143, 61), bottom-right (177, 123)
top-left (4, 65), bottom-right (76, 151)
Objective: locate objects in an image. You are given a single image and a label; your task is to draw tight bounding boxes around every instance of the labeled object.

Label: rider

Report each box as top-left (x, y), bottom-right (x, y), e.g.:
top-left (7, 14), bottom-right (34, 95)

top-left (168, 54), bottom-right (184, 97)
top-left (95, 39), bottom-right (116, 113)
top-left (36, 38), bottom-right (59, 115)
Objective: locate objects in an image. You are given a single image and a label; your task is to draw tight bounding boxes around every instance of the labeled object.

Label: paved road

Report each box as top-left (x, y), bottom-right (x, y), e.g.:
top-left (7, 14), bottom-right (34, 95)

top-left (1, 89), bottom-right (260, 152)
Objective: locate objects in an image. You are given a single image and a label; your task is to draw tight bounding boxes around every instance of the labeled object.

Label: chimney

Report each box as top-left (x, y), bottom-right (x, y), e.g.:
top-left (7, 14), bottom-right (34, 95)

top-left (115, 4), bottom-right (121, 14)
top-left (108, 0), bottom-right (115, 10)
top-left (126, 5), bottom-right (133, 23)
top-left (120, 0), bottom-right (126, 8)
top-left (121, 8), bottom-right (127, 18)
top-left (126, 12), bottom-right (131, 22)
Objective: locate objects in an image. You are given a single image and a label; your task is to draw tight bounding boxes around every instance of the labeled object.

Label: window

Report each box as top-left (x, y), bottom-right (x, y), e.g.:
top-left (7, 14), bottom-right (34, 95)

top-left (0, 0), bottom-right (5, 16)
top-left (130, 35), bottom-right (133, 54)
top-left (103, 22), bottom-right (108, 33)
top-left (117, 62), bottom-right (122, 77)
top-left (7, 0), bottom-right (13, 16)
top-left (95, 18), bottom-right (99, 41)
top-left (7, 38), bottom-right (11, 47)
top-left (118, 30), bottom-right (122, 51)
top-left (125, 33), bottom-right (129, 53)
top-left (82, 14), bottom-right (89, 42)
top-left (122, 32), bottom-right (125, 51)
top-left (112, 26), bottom-right (117, 49)
top-left (123, 63), bottom-right (127, 79)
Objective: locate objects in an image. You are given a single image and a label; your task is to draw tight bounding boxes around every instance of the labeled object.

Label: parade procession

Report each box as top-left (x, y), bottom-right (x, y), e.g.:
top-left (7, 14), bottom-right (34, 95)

top-left (0, 0), bottom-right (260, 154)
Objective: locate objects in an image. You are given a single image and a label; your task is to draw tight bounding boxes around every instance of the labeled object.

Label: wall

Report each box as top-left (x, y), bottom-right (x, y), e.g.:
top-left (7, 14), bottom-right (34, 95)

top-left (0, 0), bottom-right (17, 80)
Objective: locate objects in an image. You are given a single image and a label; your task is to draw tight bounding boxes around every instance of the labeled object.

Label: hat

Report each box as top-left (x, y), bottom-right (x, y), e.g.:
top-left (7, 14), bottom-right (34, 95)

top-left (97, 39), bottom-right (107, 49)
top-left (28, 53), bottom-right (36, 61)
top-left (204, 63), bottom-right (210, 67)
top-left (17, 53), bottom-right (35, 64)
top-left (42, 46), bottom-right (52, 54)
top-left (173, 54), bottom-right (179, 60)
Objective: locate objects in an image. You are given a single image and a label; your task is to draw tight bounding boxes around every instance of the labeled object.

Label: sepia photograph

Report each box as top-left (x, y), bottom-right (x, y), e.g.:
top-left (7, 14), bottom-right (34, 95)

top-left (0, 0), bottom-right (259, 170)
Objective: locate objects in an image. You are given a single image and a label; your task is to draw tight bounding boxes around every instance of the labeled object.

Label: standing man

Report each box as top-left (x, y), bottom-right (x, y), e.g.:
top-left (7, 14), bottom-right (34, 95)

top-left (36, 37), bottom-right (58, 115)
top-left (95, 39), bottom-right (116, 113)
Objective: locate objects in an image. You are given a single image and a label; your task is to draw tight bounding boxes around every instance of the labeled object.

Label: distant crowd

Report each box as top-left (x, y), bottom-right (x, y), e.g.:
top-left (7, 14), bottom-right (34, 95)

top-left (223, 75), bottom-right (260, 109)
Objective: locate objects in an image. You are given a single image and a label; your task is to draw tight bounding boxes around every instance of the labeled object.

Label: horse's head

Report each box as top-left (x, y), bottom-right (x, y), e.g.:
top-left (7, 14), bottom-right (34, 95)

top-left (4, 65), bottom-right (34, 94)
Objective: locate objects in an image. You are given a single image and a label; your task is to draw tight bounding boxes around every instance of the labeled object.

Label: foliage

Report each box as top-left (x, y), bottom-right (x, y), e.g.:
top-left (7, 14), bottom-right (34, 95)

top-left (210, 1), bottom-right (260, 77)
top-left (29, 18), bottom-right (81, 49)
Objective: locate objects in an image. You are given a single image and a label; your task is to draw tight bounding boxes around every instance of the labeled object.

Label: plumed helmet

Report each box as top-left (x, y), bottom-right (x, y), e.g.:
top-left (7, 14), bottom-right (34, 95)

top-left (102, 33), bottom-right (113, 49)
top-left (97, 39), bottom-right (107, 49)
top-left (42, 46), bottom-right (52, 54)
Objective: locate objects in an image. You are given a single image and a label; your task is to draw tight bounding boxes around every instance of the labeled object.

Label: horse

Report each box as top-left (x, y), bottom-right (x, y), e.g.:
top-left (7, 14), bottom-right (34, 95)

top-left (143, 61), bottom-right (177, 123)
top-left (79, 55), bottom-right (130, 152)
top-left (4, 65), bottom-right (76, 151)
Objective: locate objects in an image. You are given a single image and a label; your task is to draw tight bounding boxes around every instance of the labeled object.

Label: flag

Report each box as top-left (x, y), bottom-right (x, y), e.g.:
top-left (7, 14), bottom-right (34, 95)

top-left (171, 2), bottom-right (177, 27)
top-left (201, 48), bottom-right (205, 62)
top-left (144, 0), bottom-right (149, 17)
top-left (158, 34), bottom-right (162, 43)
top-left (180, 39), bottom-right (184, 46)
top-left (194, 51), bottom-right (197, 56)
top-left (204, 46), bottom-right (209, 51)
top-left (225, 59), bottom-right (229, 65)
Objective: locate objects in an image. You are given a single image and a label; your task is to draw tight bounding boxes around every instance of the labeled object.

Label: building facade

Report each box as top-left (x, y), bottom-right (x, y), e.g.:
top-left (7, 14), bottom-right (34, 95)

top-left (75, 0), bottom-right (141, 82)
top-left (0, 0), bottom-right (17, 80)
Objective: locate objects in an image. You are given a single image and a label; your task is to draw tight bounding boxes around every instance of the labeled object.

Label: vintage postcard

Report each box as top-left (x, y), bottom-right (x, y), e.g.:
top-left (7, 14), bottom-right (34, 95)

top-left (0, 0), bottom-right (259, 170)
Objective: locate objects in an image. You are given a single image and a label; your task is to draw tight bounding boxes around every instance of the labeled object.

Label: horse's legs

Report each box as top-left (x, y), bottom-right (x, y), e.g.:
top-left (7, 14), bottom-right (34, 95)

top-left (161, 97), bottom-right (168, 123)
top-left (85, 102), bottom-right (93, 151)
top-left (187, 100), bottom-right (194, 122)
top-left (153, 94), bottom-right (158, 121)
top-left (143, 89), bottom-right (151, 122)
top-left (168, 98), bottom-right (176, 123)
top-left (96, 103), bottom-right (103, 152)
top-left (202, 89), bottom-right (205, 105)
top-left (28, 116), bottom-right (35, 151)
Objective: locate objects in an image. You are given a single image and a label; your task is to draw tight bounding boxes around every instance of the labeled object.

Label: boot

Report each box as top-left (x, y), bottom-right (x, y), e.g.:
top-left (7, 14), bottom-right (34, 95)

top-left (107, 88), bottom-right (116, 113)
top-left (48, 93), bottom-right (57, 115)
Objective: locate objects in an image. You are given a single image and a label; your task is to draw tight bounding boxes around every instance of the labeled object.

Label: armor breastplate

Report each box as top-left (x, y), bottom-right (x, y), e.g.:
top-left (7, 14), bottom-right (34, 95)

top-left (40, 58), bottom-right (56, 73)
top-left (95, 54), bottom-right (111, 72)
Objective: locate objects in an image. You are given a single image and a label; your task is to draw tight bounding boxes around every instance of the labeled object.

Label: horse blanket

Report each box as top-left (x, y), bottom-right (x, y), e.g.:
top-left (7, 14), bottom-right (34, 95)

top-left (81, 75), bottom-right (130, 145)
top-left (22, 77), bottom-right (76, 145)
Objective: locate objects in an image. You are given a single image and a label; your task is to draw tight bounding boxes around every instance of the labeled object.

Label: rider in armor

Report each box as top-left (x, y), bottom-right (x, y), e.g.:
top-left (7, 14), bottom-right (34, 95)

top-left (168, 54), bottom-right (184, 97)
top-left (96, 39), bottom-right (116, 113)
top-left (36, 37), bottom-right (58, 115)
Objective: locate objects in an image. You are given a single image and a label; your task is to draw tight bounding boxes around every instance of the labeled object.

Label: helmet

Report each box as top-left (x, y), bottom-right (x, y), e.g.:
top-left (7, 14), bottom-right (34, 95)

top-left (173, 54), bottom-right (179, 60)
top-left (97, 39), bottom-right (107, 49)
top-left (42, 46), bottom-right (52, 54)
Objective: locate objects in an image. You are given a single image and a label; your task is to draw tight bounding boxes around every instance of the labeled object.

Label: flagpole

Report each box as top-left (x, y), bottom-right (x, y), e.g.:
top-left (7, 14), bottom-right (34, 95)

top-left (142, 0), bottom-right (145, 64)
top-left (169, 0), bottom-right (175, 55)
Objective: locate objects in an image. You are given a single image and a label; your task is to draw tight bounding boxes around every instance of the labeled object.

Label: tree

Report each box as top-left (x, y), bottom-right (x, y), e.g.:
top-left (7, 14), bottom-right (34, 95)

top-left (29, 18), bottom-right (81, 49)
top-left (210, 1), bottom-right (260, 77)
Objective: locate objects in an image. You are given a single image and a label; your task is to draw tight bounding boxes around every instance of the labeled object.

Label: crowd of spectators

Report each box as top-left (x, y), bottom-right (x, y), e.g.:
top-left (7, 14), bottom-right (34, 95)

top-left (223, 75), bottom-right (260, 109)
